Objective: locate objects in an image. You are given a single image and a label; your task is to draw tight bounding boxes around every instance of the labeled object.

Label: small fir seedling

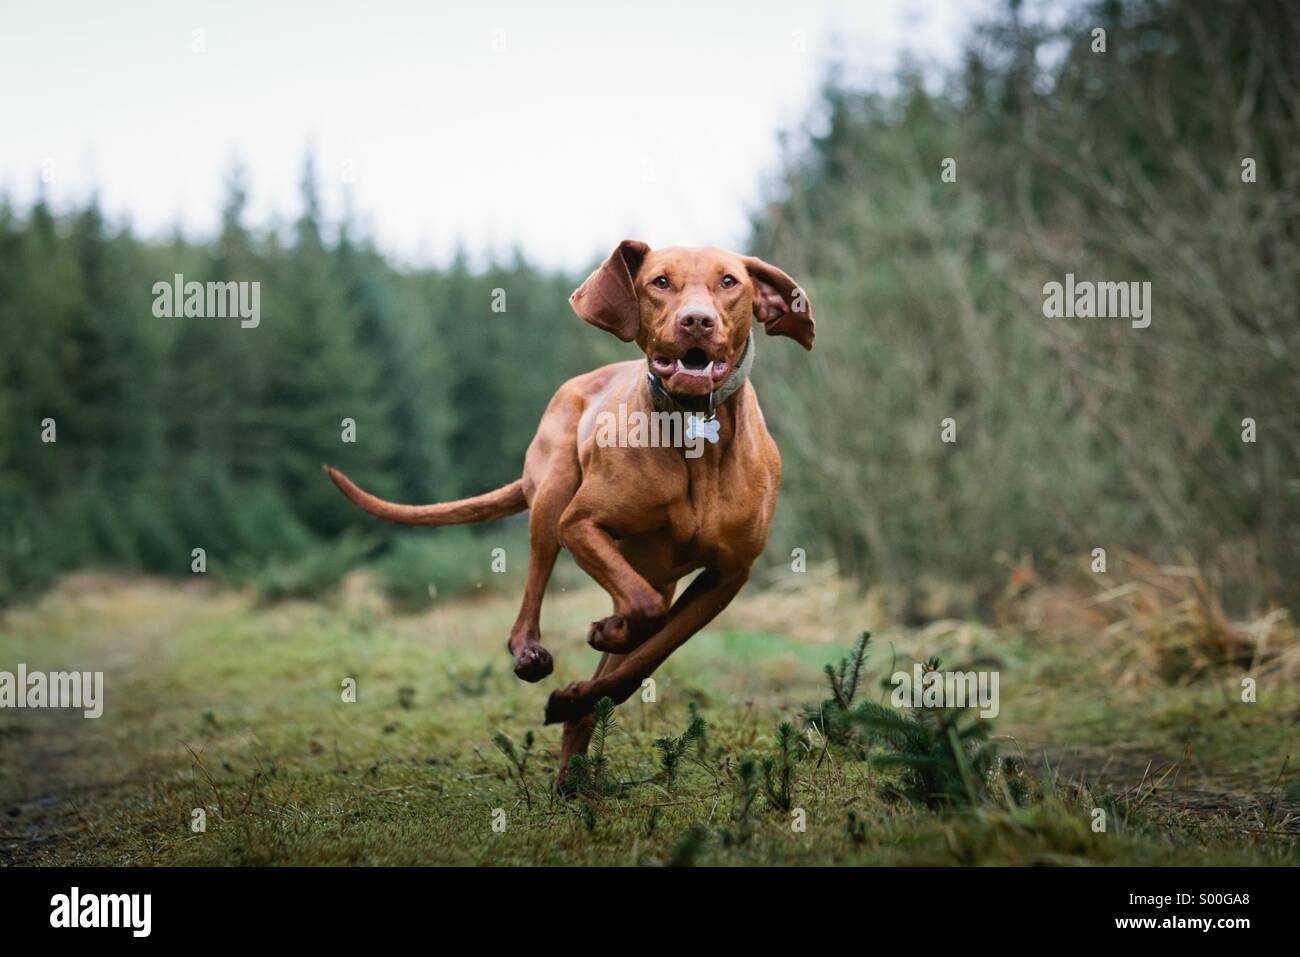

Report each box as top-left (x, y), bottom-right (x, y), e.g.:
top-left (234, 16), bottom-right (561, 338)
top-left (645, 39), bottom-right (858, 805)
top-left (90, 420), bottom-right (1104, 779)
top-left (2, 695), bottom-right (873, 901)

top-left (803, 631), bottom-right (873, 755)
top-left (720, 758), bottom-right (760, 847)
top-left (760, 720), bottom-right (805, 812)
top-left (654, 708), bottom-right (708, 791)
top-left (492, 729), bottom-right (535, 808)
top-left (564, 697), bottom-right (622, 801)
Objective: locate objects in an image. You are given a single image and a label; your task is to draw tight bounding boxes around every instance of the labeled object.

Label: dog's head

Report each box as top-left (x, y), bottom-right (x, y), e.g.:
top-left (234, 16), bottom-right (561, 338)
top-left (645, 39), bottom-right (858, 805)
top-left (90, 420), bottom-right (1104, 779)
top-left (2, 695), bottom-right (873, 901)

top-left (569, 242), bottom-right (814, 397)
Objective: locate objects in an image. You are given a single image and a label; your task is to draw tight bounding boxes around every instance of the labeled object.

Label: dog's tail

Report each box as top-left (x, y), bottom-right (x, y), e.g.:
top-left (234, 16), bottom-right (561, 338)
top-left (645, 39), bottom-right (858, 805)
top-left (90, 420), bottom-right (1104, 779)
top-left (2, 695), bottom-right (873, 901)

top-left (323, 465), bottom-right (527, 527)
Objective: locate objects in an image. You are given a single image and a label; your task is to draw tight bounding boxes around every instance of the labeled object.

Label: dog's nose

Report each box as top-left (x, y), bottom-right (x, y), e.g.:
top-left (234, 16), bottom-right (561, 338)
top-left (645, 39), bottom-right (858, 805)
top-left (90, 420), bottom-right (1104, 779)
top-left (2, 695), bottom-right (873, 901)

top-left (676, 305), bottom-right (716, 336)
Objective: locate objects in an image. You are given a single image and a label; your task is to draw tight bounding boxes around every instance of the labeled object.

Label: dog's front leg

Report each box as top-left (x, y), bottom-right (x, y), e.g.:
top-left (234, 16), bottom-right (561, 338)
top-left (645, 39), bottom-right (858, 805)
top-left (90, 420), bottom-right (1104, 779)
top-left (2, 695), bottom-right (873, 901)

top-left (558, 506), bottom-right (669, 650)
top-left (543, 565), bottom-right (750, 724)
top-left (506, 464), bottom-right (580, 681)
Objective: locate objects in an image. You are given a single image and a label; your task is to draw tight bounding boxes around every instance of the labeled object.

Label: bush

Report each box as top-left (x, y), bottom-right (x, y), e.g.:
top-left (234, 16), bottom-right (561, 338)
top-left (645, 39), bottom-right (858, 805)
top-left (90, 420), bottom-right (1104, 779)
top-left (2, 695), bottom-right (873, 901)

top-left (370, 524), bottom-right (527, 608)
top-left (240, 528), bottom-right (375, 602)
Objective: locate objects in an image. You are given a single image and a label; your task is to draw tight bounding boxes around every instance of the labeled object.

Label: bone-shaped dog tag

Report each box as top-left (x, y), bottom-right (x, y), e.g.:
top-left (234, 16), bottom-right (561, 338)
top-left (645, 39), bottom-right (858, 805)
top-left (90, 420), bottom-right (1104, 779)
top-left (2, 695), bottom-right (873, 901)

top-left (686, 415), bottom-right (720, 444)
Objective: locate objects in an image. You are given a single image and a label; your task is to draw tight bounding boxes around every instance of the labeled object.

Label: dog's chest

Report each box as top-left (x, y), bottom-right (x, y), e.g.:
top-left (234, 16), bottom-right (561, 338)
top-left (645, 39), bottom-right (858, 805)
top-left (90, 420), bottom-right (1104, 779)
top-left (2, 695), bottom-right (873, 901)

top-left (662, 445), bottom-right (773, 569)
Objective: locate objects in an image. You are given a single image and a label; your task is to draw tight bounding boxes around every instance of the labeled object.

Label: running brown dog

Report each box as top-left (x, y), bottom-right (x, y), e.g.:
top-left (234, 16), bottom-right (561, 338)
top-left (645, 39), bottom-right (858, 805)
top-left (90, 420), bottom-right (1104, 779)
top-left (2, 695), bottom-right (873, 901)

top-left (325, 241), bottom-right (813, 786)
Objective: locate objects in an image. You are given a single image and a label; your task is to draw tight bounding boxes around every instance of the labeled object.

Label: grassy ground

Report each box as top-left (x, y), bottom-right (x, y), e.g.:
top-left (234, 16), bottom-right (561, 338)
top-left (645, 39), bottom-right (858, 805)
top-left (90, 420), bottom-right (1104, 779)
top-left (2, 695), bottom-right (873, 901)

top-left (1, 571), bottom-right (1297, 866)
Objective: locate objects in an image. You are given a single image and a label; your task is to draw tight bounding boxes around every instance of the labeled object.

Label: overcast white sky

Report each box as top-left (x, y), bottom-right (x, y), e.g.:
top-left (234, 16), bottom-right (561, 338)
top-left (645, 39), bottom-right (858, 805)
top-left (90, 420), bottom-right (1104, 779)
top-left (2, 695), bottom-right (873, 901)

top-left (0, 0), bottom-right (989, 270)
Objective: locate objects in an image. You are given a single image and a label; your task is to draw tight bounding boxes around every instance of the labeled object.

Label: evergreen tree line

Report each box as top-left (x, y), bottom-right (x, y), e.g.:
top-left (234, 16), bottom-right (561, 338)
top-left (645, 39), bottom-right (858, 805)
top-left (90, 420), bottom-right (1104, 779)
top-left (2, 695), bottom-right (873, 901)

top-left (0, 158), bottom-right (624, 604)
top-left (1, 0), bottom-right (1296, 614)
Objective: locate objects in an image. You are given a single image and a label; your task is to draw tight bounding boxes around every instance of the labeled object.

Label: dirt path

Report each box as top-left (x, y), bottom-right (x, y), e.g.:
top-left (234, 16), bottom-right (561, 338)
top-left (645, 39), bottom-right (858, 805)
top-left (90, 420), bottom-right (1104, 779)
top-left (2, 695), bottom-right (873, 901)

top-left (1030, 743), bottom-right (1300, 836)
top-left (0, 574), bottom-right (244, 863)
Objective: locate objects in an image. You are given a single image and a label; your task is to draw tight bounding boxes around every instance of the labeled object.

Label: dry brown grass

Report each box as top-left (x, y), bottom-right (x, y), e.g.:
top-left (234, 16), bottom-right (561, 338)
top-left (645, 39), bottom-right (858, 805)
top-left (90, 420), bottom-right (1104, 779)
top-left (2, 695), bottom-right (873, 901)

top-left (1088, 552), bottom-right (1297, 689)
top-left (995, 551), bottom-right (1300, 690)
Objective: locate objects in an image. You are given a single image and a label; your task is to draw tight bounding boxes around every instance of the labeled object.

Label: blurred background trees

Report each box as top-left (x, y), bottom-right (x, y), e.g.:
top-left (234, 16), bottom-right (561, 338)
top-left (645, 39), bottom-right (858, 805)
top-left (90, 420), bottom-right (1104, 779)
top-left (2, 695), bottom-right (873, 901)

top-left (753, 0), bottom-right (1298, 614)
top-left (1, 0), bottom-right (1295, 614)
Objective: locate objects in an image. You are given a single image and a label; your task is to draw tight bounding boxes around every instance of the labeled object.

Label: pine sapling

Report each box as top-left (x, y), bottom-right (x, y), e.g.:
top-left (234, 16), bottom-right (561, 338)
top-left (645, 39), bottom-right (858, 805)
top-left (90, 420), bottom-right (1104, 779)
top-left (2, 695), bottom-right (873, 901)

top-left (806, 636), bottom-right (1005, 811)
top-left (492, 729), bottom-right (535, 809)
top-left (720, 758), bottom-right (760, 847)
top-left (654, 708), bottom-right (709, 791)
top-left (803, 631), bottom-right (873, 754)
top-left (565, 697), bottom-right (621, 799)
top-left (760, 720), bottom-right (805, 812)
top-left (852, 663), bottom-right (998, 810)
top-left (733, 758), bottom-right (759, 824)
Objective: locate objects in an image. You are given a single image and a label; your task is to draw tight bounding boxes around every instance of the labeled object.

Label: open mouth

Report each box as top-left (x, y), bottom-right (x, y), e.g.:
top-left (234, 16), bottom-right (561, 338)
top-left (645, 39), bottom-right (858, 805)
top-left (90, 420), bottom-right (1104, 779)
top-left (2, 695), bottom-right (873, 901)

top-left (650, 347), bottom-right (730, 383)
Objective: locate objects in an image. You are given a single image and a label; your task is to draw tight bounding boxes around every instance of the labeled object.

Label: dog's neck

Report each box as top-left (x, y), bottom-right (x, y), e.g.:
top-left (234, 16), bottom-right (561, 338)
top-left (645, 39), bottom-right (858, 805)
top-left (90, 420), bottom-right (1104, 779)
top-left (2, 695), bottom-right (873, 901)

top-left (645, 332), bottom-right (754, 417)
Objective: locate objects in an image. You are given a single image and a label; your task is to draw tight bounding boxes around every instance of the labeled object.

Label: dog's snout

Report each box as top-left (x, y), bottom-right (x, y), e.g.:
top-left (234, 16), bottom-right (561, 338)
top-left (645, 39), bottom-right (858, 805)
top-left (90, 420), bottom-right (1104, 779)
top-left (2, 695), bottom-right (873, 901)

top-left (675, 304), bottom-right (716, 336)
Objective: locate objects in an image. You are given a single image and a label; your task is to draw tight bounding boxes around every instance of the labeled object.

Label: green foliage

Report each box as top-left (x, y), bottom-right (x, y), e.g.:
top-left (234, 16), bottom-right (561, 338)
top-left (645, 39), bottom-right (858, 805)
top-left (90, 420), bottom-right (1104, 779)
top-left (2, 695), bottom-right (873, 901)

top-left (807, 636), bottom-right (1006, 811)
top-left (733, 758), bottom-right (758, 816)
top-left (565, 697), bottom-right (621, 800)
top-left (371, 526), bottom-right (526, 608)
top-left (845, 810), bottom-right (867, 845)
top-left (752, 0), bottom-right (1300, 615)
top-left (855, 695), bottom-right (997, 811)
top-left (653, 706), bottom-right (708, 791)
top-left (0, 159), bottom-right (613, 608)
top-left (719, 759), bottom-right (760, 847)
top-left (686, 701), bottom-right (709, 756)
top-left (242, 528), bottom-right (376, 602)
top-left (492, 729), bottom-right (535, 809)
top-left (803, 630), bottom-right (873, 754)
top-left (0, 506), bottom-right (55, 605)
top-left (589, 697), bottom-right (618, 766)
top-left (666, 826), bottom-right (708, 867)
top-left (759, 721), bottom-right (806, 812)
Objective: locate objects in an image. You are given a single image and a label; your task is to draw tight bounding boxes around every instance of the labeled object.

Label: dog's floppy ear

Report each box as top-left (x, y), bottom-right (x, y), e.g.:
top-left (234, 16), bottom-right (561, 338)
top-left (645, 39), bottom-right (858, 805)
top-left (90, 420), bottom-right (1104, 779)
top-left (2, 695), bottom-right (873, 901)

top-left (569, 240), bottom-right (650, 342)
top-left (742, 255), bottom-right (815, 351)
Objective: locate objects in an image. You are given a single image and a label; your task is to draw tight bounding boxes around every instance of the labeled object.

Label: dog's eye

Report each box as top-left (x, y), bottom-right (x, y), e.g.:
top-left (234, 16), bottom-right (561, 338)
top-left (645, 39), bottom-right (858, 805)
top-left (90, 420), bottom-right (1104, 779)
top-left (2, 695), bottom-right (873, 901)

top-left (652, 276), bottom-right (670, 289)
top-left (721, 274), bottom-right (737, 288)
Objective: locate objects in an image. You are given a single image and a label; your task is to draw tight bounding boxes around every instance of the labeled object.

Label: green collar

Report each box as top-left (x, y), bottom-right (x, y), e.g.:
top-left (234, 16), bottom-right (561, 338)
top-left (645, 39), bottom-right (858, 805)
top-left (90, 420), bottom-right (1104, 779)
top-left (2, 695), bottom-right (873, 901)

top-left (646, 333), bottom-right (754, 417)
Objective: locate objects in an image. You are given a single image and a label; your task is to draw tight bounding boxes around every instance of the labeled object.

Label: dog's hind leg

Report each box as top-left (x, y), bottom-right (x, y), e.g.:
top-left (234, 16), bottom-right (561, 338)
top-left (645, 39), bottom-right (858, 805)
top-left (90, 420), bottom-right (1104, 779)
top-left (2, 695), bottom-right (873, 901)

top-left (545, 566), bottom-right (750, 724)
top-left (555, 652), bottom-right (612, 793)
top-left (507, 462), bottom-right (580, 682)
top-left (557, 584), bottom-right (675, 787)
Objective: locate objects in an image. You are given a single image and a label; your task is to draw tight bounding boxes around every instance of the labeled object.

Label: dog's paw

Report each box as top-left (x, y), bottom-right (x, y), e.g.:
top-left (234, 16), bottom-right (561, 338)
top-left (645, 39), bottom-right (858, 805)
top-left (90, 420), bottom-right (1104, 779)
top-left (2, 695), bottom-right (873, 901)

top-left (544, 681), bottom-right (593, 725)
top-left (586, 615), bottom-right (636, 653)
top-left (512, 642), bottom-right (554, 682)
